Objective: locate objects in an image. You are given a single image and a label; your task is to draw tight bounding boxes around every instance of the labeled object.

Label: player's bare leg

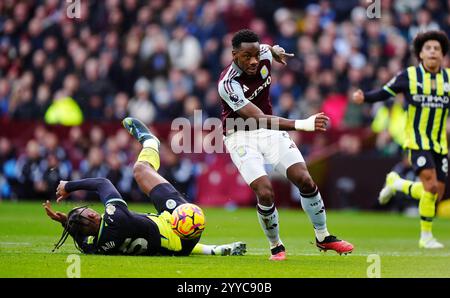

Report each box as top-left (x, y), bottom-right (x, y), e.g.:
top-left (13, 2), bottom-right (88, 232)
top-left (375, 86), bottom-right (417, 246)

top-left (122, 117), bottom-right (167, 194)
top-left (286, 162), bottom-right (354, 255)
top-left (133, 161), bottom-right (169, 194)
top-left (123, 117), bottom-right (248, 255)
top-left (250, 176), bottom-right (286, 261)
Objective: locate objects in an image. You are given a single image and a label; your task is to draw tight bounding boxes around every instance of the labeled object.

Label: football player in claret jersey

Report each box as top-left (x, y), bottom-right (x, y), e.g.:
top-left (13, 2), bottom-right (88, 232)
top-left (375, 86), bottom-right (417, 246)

top-left (43, 117), bottom-right (246, 256)
top-left (218, 29), bottom-right (353, 260)
top-left (353, 30), bottom-right (450, 249)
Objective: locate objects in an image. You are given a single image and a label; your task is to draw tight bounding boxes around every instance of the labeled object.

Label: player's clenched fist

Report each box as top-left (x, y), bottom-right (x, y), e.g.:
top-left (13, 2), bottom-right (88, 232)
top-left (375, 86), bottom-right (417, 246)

top-left (352, 89), bottom-right (365, 104)
top-left (313, 112), bottom-right (330, 132)
top-left (56, 180), bottom-right (69, 202)
top-left (295, 112), bottom-right (330, 132)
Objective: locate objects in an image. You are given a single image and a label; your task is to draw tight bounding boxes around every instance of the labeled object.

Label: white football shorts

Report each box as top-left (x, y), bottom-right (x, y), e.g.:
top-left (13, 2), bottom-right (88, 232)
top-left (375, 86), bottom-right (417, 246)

top-left (223, 128), bottom-right (305, 185)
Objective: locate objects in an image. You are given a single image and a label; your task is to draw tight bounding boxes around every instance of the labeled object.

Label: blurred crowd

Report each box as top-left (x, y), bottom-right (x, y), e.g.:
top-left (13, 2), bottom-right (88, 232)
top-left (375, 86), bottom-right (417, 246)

top-left (0, 124), bottom-right (198, 201)
top-left (1, 0), bottom-right (450, 200)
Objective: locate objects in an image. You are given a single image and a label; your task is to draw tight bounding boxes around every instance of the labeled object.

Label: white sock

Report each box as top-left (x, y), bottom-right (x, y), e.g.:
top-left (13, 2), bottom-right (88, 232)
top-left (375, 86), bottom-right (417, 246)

top-left (315, 228), bottom-right (330, 242)
top-left (205, 244), bottom-right (216, 255)
top-left (421, 231), bottom-right (433, 240)
top-left (392, 178), bottom-right (405, 192)
top-left (256, 203), bottom-right (281, 248)
top-left (194, 244), bottom-right (217, 255)
top-left (300, 187), bottom-right (329, 241)
top-left (143, 139), bottom-right (159, 151)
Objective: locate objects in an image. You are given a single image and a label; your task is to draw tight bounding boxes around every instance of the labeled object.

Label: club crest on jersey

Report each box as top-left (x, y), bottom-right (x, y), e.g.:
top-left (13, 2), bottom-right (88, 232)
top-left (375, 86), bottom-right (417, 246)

top-left (444, 82), bottom-right (450, 93)
top-left (260, 65), bottom-right (269, 79)
top-left (237, 146), bottom-right (247, 157)
top-left (106, 204), bottom-right (116, 215)
top-left (166, 199), bottom-right (177, 210)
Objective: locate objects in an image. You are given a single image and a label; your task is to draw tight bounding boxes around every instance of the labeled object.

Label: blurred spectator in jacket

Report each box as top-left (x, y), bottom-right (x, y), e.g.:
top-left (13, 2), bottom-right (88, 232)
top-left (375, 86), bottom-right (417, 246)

top-left (128, 77), bottom-right (156, 125)
top-left (15, 140), bottom-right (42, 199)
top-left (0, 137), bottom-right (17, 199)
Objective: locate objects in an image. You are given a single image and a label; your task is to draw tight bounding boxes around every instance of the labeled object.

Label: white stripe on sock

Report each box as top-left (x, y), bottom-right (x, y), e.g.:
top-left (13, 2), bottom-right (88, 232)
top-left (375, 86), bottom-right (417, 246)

top-left (143, 139), bottom-right (159, 151)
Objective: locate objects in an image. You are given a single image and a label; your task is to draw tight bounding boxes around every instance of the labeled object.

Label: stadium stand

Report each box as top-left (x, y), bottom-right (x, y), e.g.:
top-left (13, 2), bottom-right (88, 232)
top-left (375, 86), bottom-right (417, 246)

top-left (1, 0), bottom-right (450, 209)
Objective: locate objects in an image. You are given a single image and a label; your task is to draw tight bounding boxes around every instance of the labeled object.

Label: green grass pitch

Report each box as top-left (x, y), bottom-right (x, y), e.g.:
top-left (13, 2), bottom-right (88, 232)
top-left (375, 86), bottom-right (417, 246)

top-left (1, 201), bottom-right (450, 278)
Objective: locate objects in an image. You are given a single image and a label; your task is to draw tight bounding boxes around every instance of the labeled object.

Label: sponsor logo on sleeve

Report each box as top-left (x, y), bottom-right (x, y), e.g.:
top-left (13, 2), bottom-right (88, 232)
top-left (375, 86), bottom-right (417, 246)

top-left (229, 92), bottom-right (239, 102)
top-left (229, 92), bottom-right (245, 107)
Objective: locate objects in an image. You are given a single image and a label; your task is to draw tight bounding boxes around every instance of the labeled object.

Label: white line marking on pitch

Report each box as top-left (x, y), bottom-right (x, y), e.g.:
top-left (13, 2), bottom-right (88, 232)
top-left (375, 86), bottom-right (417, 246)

top-left (248, 249), bottom-right (450, 257)
top-left (0, 242), bottom-right (31, 246)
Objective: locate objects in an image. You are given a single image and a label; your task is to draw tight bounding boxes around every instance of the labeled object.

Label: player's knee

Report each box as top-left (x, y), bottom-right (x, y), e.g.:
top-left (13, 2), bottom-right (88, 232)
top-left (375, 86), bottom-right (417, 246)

top-left (254, 184), bottom-right (274, 205)
top-left (295, 175), bottom-right (316, 194)
top-left (424, 182), bottom-right (438, 195)
top-left (133, 162), bottom-right (147, 181)
top-left (288, 167), bottom-right (316, 193)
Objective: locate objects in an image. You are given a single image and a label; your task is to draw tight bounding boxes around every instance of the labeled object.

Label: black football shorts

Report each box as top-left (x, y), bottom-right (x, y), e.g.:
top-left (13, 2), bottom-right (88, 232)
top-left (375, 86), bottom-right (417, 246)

top-left (148, 183), bottom-right (189, 214)
top-left (408, 149), bottom-right (448, 182)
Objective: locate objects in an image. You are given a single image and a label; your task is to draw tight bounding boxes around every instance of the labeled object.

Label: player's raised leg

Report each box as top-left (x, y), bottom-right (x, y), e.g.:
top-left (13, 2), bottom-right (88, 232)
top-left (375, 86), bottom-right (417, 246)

top-left (286, 162), bottom-right (354, 255)
top-left (378, 171), bottom-right (426, 204)
top-left (123, 117), bottom-right (248, 254)
top-left (122, 117), bottom-right (168, 194)
top-left (123, 117), bottom-right (189, 214)
top-left (382, 160), bottom-right (445, 248)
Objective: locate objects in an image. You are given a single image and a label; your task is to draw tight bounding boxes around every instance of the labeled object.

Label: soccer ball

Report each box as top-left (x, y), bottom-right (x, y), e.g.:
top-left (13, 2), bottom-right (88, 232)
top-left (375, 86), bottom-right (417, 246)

top-left (171, 203), bottom-right (206, 239)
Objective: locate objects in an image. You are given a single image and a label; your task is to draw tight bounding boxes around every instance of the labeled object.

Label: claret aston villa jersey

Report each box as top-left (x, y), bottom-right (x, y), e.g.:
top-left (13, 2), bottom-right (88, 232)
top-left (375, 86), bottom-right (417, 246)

top-left (218, 44), bottom-right (274, 134)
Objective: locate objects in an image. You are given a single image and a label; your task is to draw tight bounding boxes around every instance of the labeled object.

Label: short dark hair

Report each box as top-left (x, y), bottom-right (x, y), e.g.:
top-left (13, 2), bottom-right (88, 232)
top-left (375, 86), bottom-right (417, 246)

top-left (232, 29), bottom-right (260, 49)
top-left (413, 30), bottom-right (450, 60)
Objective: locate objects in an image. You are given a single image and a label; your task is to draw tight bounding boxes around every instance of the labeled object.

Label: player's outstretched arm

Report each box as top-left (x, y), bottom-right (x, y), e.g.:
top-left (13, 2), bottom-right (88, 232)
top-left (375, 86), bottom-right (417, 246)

top-left (352, 88), bottom-right (393, 104)
top-left (56, 178), bottom-right (124, 205)
top-left (237, 101), bottom-right (329, 132)
top-left (352, 70), bottom-right (407, 104)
